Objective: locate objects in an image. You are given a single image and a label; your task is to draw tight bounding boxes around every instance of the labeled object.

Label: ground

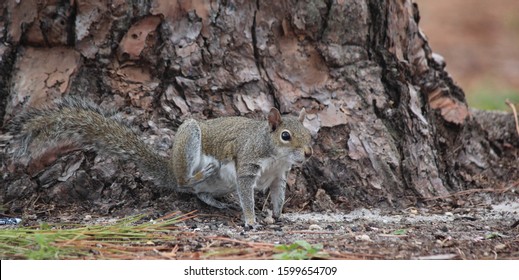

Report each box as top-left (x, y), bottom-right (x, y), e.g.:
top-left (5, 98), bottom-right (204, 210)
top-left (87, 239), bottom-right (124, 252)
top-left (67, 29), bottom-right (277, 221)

top-left (169, 196), bottom-right (519, 260)
top-left (3, 191), bottom-right (517, 260)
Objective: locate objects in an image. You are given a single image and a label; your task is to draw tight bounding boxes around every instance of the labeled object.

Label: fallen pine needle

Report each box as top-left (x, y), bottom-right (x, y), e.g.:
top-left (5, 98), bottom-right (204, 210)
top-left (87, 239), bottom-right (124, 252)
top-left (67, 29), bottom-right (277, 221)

top-left (505, 99), bottom-right (519, 137)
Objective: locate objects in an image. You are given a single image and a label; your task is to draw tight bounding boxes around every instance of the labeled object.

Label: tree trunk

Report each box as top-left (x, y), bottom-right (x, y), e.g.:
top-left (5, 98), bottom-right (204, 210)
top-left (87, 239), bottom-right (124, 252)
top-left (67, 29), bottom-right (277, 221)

top-left (1, 0), bottom-right (517, 215)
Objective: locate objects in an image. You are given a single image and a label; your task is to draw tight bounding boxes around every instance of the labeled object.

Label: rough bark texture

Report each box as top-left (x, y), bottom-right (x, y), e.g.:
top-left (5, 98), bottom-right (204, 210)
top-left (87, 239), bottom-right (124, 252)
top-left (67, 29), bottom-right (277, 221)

top-left (0, 0), bottom-right (517, 216)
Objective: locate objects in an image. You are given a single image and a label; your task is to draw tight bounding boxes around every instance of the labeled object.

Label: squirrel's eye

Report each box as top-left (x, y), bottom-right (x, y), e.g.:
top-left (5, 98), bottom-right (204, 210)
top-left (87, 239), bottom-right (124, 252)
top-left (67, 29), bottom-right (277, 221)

top-left (281, 130), bottom-right (291, 141)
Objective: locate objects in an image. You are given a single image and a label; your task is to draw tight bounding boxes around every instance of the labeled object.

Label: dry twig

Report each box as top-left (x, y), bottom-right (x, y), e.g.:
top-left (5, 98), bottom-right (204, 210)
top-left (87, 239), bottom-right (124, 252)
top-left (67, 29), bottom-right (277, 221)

top-left (425, 183), bottom-right (516, 201)
top-left (505, 99), bottom-right (519, 137)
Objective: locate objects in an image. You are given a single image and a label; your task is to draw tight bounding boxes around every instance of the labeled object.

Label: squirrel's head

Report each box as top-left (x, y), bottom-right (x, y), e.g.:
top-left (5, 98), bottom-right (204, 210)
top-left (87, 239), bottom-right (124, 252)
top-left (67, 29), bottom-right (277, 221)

top-left (268, 107), bottom-right (313, 164)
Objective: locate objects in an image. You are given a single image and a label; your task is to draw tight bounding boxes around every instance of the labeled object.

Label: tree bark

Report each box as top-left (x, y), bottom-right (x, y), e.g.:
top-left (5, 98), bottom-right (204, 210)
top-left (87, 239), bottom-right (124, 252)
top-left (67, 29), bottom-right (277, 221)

top-left (1, 0), bottom-right (517, 215)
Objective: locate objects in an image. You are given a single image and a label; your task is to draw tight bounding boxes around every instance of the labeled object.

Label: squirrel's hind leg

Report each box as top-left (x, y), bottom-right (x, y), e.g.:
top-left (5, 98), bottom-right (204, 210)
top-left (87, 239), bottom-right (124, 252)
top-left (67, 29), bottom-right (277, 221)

top-left (172, 119), bottom-right (220, 187)
top-left (197, 193), bottom-right (236, 210)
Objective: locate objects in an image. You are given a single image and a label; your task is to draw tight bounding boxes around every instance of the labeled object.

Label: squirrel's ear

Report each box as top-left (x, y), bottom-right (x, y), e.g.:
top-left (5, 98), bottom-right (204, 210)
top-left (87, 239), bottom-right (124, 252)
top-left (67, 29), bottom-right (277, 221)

top-left (298, 108), bottom-right (306, 123)
top-left (268, 108), bottom-right (282, 131)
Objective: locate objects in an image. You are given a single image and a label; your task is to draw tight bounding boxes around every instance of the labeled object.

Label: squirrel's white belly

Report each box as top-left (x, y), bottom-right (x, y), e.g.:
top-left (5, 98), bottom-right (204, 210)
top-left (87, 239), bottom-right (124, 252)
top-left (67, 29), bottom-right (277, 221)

top-left (193, 158), bottom-right (236, 196)
top-left (192, 155), bottom-right (291, 196)
top-left (217, 161), bottom-right (238, 191)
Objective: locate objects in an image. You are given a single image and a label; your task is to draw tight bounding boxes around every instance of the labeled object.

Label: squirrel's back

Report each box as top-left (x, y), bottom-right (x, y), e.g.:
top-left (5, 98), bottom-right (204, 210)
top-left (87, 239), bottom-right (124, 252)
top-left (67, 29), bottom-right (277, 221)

top-left (198, 116), bottom-right (270, 160)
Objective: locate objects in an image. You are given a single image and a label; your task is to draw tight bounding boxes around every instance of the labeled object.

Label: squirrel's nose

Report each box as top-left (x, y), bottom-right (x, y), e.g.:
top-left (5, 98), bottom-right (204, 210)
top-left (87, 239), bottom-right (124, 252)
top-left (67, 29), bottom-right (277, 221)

top-left (304, 146), bottom-right (313, 159)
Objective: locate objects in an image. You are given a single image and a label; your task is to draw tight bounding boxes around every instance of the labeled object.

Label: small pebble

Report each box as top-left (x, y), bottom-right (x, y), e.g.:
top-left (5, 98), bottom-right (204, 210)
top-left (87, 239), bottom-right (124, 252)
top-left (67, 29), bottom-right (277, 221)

top-left (264, 216), bottom-right (275, 225)
top-left (355, 234), bottom-right (371, 241)
top-left (309, 224), bottom-right (323, 231)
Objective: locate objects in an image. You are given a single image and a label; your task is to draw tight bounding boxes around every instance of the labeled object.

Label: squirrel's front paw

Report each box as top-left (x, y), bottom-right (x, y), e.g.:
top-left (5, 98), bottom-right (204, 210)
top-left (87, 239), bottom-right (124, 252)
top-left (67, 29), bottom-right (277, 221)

top-left (243, 223), bottom-right (262, 231)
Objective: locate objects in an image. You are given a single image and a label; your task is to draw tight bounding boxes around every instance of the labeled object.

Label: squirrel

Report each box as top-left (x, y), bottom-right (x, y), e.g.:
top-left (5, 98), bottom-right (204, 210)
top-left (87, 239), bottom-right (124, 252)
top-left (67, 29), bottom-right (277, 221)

top-left (10, 97), bottom-right (313, 227)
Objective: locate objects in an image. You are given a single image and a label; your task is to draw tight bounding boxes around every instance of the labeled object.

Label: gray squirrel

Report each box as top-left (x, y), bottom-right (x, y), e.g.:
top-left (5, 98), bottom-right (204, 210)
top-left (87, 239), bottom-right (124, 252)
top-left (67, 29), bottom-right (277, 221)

top-left (11, 97), bottom-right (313, 227)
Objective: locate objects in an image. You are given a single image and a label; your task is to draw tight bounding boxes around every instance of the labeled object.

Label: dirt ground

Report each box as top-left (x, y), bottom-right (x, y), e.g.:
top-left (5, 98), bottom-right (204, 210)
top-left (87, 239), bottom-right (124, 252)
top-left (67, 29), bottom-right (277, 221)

top-left (6, 190), bottom-right (517, 260)
top-left (177, 197), bottom-right (519, 260)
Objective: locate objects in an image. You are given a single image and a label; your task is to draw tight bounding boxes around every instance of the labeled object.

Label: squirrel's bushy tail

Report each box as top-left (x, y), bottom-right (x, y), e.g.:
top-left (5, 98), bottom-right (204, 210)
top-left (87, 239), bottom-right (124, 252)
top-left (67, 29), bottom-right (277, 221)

top-left (11, 97), bottom-right (176, 187)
